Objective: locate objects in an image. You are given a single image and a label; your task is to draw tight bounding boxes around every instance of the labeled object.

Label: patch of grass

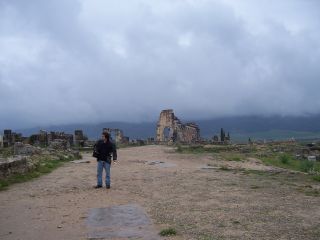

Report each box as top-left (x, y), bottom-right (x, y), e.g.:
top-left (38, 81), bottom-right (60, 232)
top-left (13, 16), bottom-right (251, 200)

top-left (304, 189), bottom-right (320, 197)
top-left (0, 147), bottom-right (14, 158)
top-left (223, 153), bottom-right (243, 162)
top-left (176, 145), bottom-right (236, 154)
top-left (220, 165), bottom-right (231, 171)
top-left (159, 227), bottom-right (177, 236)
top-left (229, 156), bottom-right (242, 161)
top-left (299, 160), bottom-right (316, 173)
top-left (312, 175), bottom-right (320, 182)
top-left (261, 153), bottom-right (320, 174)
top-left (279, 154), bottom-right (291, 164)
top-left (0, 154), bottom-right (79, 191)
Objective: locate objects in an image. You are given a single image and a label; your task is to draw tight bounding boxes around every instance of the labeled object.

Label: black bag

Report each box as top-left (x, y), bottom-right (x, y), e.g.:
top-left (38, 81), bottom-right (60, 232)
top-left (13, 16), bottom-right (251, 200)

top-left (92, 143), bottom-right (100, 158)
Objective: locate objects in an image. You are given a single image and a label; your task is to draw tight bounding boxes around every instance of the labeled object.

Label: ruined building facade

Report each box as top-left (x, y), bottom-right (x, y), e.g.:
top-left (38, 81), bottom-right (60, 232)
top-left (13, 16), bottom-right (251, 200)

top-left (2, 130), bottom-right (23, 147)
top-left (74, 130), bottom-right (88, 147)
top-left (29, 130), bottom-right (73, 148)
top-left (103, 128), bottom-right (129, 144)
top-left (156, 109), bottom-right (200, 143)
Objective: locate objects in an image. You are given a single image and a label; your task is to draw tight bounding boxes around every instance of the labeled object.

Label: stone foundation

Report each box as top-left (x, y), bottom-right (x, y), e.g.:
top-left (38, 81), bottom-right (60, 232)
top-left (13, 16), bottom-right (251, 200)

top-left (0, 156), bottom-right (34, 179)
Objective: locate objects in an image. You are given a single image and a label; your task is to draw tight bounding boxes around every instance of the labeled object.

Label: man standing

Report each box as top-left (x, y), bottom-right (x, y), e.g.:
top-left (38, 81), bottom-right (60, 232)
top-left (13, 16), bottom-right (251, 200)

top-left (94, 132), bottom-right (117, 189)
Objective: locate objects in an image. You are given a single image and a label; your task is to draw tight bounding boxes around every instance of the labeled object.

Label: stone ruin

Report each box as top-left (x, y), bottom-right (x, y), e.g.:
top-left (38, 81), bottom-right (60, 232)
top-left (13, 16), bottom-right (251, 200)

top-left (0, 156), bottom-right (30, 179)
top-left (156, 109), bottom-right (200, 143)
top-left (13, 142), bottom-right (40, 155)
top-left (29, 130), bottom-right (73, 148)
top-left (74, 130), bottom-right (88, 147)
top-left (103, 128), bottom-right (129, 144)
top-left (212, 128), bottom-right (231, 144)
top-left (2, 129), bottom-right (24, 147)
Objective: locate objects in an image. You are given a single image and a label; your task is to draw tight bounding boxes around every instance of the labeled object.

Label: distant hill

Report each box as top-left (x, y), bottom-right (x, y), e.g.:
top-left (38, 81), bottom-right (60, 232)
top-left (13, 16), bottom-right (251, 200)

top-left (196, 115), bottom-right (320, 141)
top-left (4, 115), bottom-right (320, 142)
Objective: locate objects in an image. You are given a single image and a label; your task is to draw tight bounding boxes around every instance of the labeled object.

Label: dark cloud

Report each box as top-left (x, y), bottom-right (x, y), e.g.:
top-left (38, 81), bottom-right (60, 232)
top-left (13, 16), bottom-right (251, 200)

top-left (1, 0), bottom-right (320, 129)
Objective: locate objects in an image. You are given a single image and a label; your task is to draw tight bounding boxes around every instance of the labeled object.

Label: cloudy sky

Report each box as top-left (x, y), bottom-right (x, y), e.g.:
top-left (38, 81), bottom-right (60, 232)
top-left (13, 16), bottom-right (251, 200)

top-left (1, 0), bottom-right (320, 128)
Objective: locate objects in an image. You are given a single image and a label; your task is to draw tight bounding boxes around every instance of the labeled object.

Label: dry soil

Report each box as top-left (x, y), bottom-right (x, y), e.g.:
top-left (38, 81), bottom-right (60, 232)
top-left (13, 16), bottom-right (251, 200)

top-left (0, 145), bottom-right (320, 240)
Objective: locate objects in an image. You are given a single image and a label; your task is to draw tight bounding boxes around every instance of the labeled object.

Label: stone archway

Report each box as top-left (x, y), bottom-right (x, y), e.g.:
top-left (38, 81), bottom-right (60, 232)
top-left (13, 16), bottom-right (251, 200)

top-left (156, 110), bottom-right (176, 142)
top-left (156, 109), bottom-right (200, 143)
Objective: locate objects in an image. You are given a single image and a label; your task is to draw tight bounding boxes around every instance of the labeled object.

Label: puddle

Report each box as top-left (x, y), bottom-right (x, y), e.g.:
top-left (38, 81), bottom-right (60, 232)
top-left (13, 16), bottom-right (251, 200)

top-left (86, 204), bottom-right (160, 239)
top-left (147, 161), bottom-right (176, 168)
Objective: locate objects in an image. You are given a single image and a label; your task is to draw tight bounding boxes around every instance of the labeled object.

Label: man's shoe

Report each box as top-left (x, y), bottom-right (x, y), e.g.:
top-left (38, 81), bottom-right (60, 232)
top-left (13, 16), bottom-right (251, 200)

top-left (94, 185), bottom-right (102, 189)
top-left (106, 185), bottom-right (110, 189)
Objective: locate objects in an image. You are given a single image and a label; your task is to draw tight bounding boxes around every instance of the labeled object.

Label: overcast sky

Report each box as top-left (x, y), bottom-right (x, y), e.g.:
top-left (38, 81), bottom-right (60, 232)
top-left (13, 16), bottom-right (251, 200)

top-left (1, 0), bottom-right (320, 129)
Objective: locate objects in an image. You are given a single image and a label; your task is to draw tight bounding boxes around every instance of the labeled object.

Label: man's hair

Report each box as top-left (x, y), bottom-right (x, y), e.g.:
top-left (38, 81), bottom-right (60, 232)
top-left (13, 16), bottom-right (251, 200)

top-left (102, 132), bottom-right (110, 142)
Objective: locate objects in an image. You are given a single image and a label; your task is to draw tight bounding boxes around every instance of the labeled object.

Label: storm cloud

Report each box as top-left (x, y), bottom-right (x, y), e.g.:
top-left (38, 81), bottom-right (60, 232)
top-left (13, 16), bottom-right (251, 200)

top-left (1, 0), bottom-right (320, 128)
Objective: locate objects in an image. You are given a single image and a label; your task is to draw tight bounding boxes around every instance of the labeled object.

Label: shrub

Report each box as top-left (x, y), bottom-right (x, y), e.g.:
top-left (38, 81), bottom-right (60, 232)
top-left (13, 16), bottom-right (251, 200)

top-left (159, 227), bottom-right (177, 236)
top-left (312, 175), bottom-right (320, 182)
top-left (279, 154), bottom-right (291, 164)
top-left (299, 160), bottom-right (314, 173)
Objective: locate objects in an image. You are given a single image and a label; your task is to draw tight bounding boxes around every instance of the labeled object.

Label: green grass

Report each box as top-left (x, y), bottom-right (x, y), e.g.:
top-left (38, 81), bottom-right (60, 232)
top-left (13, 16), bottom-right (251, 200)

top-left (304, 189), bottom-right (320, 197)
top-left (159, 227), bottom-right (177, 236)
top-left (261, 153), bottom-right (320, 174)
top-left (0, 154), bottom-right (79, 191)
top-left (176, 145), bottom-right (236, 154)
top-left (260, 153), bottom-right (320, 183)
top-left (312, 175), bottom-right (320, 182)
top-left (279, 154), bottom-right (290, 164)
top-left (222, 153), bottom-right (243, 162)
top-left (0, 147), bottom-right (14, 158)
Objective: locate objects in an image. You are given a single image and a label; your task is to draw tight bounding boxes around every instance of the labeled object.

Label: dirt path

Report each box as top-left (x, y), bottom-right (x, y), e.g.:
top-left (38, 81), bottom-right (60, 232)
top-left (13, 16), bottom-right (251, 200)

top-left (0, 145), bottom-right (320, 240)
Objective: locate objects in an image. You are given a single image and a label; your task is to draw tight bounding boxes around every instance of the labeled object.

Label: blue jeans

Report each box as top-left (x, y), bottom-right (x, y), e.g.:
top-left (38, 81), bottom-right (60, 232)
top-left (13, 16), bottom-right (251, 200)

top-left (97, 160), bottom-right (111, 186)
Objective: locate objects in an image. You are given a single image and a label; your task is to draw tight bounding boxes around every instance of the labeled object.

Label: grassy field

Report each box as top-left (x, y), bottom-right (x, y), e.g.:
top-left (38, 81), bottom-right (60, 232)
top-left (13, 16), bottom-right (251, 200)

top-left (176, 143), bottom-right (320, 182)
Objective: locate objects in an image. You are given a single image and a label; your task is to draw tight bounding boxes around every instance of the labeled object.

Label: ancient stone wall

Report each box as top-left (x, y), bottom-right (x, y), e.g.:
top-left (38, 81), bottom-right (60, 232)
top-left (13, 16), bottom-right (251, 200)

top-left (30, 130), bottom-right (73, 148)
top-left (74, 130), bottom-right (88, 147)
top-left (103, 128), bottom-right (129, 144)
top-left (156, 109), bottom-right (200, 143)
top-left (3, 129), bottom-right (23, 147)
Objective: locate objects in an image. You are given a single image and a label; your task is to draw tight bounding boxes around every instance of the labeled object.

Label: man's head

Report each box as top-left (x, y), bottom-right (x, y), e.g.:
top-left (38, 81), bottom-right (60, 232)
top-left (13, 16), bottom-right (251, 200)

top-left (102, 132), bottom-right (110, 142)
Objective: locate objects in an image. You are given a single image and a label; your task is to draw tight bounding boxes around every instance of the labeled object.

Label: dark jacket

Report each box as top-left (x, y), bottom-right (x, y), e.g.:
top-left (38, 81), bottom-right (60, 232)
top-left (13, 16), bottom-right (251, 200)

top-left (95, 140), bottom-right (117, 163)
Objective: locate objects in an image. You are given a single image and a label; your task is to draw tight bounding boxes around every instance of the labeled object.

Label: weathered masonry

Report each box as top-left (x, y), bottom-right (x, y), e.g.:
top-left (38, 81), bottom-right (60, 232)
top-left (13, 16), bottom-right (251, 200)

top-left (74, 130), bottom-right (88, 147)
top-left (102, 128), bottom-right (129, 144)
top-left (2, 129), bottom-right (23, 147)
top-left (156, 109), bottom-right (200, 143)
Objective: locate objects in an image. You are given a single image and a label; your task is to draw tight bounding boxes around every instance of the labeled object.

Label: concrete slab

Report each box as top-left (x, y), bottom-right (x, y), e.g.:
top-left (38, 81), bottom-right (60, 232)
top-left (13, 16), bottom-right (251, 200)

top-left (86, 204), bottom-right (160, 240)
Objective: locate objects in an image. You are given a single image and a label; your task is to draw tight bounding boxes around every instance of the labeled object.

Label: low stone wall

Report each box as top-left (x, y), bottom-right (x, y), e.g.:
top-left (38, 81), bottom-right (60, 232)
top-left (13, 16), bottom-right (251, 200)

top-left (0, 156), bottom-right (35, 179)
